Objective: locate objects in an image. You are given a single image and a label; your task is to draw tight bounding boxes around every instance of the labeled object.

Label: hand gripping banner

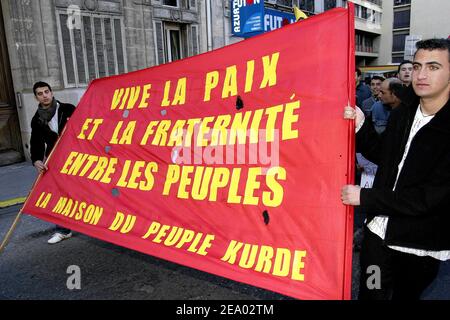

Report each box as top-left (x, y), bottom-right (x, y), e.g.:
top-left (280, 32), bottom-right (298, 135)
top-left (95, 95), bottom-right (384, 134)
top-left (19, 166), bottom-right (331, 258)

top-left (23, 6), bottom-right (356, 300)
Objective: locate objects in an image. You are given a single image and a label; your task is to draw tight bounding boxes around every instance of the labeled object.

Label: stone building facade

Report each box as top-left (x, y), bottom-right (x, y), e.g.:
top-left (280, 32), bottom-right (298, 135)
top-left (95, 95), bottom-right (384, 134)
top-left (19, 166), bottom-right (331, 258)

top-left (0, 0), bottom-right (238, 164)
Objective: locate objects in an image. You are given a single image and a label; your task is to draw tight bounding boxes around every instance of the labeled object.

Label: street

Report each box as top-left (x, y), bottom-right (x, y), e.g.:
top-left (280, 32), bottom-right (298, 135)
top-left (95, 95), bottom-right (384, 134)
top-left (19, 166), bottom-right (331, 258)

top-left (1, 202), bottom-right (449, 300)
top-left (0, 204), bottom-right (291, 300)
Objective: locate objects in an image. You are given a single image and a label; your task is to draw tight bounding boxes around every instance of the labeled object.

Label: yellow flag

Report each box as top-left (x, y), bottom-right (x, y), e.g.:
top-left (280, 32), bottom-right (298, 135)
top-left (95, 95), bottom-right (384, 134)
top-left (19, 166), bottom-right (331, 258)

top-left (294, 6), bottom-right (308, 22)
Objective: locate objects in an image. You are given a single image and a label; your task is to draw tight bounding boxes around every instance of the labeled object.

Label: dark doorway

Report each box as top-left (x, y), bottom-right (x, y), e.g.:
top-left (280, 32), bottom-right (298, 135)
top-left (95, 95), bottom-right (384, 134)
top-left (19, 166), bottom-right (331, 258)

top-left (0, 2), bottom-right (24, 166)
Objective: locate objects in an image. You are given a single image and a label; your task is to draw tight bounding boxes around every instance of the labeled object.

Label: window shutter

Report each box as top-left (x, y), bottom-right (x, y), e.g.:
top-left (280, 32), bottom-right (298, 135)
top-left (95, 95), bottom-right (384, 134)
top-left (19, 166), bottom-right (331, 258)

top-left (154, 21), bottom-right (165, 65)
top-left (93, 17), bottom-right (107, 78)
top-left (114, 19), bottom-right (125, 74)
top-left (83, 16), bottom-right (98, 81)
top-left (59, 14), bottom-right (76, 85)
top-left (73, 27), bottom-right (87, 84)
top-left (190, 24), bottom-right (199, 56)
top-left (104, 18), bottom-right (116, 75)
top-left (57, 11), bottom-right (126, 87)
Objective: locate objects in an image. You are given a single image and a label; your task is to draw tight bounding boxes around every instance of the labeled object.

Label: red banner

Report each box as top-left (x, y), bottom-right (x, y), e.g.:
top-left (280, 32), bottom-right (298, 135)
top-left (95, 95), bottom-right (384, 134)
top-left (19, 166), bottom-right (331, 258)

top-left (23, 6), bottom-right (355, 300)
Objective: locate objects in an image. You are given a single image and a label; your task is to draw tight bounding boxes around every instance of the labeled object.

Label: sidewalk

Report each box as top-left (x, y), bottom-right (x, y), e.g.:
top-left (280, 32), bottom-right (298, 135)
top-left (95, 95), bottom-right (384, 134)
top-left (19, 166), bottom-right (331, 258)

top-left (0, 162), bottom-right (37, 209)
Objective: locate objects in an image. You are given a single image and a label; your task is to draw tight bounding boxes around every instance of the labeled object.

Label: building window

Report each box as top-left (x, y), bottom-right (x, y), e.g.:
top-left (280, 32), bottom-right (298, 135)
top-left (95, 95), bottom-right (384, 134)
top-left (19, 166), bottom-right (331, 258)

top-left (274, 0), bottom-right (293, 7)
top-left (394, 0), bottom-right (411, 6)
top-left (392, 32), bottom-right (408, 52)
top-left (356, 33), bottom-right (362, 52)
top-left (189, 0), bottom-right (197, 10)
top-left (364, 37), bottom-right (373, 53)
top-left (299, 0), bottom-right (314, 13)
top-left (354, 4), bottom-right (380, 23)
top-left (366, 0), bottom-right (382, 6)
top-left (356, 33), bottom-right (374, 53)
top-left (166, 26), bottom-right (182, 62)
top-left (354, 4), bottom-right (360, 18)
top-left (153, 21), bottom-right (199, 65)
top-left (361, 6), bottom-right (368, 19)
top-left (392, 54), bottom-right (404, 63)
top-left (373, 11), bottom-right (381, 24)
top-left (56, 11), bottom-right (127, 87)
top-left (393, 9), bottom-right (410, 29)
top-left (163, 0), bottom-right (179, 7)
top-left (324, 0), bottom-right (337, 10)
top-left (190, 24), bottom-right (199, 57)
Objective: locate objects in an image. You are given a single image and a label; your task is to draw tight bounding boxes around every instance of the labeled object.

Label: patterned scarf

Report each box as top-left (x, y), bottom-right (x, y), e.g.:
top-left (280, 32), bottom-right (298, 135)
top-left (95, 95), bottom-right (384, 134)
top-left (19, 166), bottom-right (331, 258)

top-left (37, 98), bottom-right (57, 126)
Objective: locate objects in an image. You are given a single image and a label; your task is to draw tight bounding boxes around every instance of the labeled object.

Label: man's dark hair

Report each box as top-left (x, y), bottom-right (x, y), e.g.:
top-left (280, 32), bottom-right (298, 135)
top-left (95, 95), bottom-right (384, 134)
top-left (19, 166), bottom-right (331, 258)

top-left (356, 68), bottom-right (362, 77)
top-left (389, 81), bottom-right (404, 99)
top-left (414, 38), bottom-right (450, 61)
top-left (371, 75), bottom-right (385, 82)
top-left (397, 60), bottom-right (412, 73)
top-left (33, 81), bottom-right (52, 96)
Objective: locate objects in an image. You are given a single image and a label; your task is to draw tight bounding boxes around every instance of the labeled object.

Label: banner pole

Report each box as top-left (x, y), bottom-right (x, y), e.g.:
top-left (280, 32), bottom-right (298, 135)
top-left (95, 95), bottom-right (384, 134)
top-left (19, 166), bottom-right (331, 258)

top-left (343, 1), bottom-right (356, 300)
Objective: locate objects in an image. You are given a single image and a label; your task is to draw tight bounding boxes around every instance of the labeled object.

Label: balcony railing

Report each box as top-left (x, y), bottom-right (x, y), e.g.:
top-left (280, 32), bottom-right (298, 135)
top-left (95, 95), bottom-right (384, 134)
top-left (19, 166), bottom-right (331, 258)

top-left (356, 44), bottom-right (376, 53)
top-left (355, 16), bottom-right (381, 30)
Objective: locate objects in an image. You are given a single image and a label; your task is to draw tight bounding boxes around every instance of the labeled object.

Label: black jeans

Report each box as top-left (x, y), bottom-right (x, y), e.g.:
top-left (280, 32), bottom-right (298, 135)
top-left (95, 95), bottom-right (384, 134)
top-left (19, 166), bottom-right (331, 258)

top-left (55, 225), bottom-right (71, 235)
top-left (358, 226), bottom-right (440, 300)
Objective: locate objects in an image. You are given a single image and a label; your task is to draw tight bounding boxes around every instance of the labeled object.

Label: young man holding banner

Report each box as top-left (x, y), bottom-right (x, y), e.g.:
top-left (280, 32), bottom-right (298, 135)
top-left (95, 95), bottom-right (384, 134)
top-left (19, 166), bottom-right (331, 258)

top-left (31, 82), bottom-right (75, 244)
top-left (342, 38), bottom-right (450, 299)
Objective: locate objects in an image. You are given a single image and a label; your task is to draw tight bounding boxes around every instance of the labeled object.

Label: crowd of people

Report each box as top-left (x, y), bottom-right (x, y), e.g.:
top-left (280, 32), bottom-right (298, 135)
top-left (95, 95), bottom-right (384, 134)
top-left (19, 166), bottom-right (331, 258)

top-left (344, 38), bottom-right (450, 300)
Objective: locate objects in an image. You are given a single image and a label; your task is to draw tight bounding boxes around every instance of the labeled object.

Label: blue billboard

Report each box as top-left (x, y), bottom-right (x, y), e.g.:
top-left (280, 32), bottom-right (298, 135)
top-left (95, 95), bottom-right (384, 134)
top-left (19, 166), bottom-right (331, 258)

top-left (231, 0), bottom-right (264, 37)
top-left (231, 0), bottom-right (295, 38)
top-left (263, 8), bottom-right (296, 32)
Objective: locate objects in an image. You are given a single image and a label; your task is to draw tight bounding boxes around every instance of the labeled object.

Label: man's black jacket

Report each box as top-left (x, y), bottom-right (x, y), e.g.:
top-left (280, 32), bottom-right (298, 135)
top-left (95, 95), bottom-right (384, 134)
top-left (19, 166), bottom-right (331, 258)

top-left (356, 89), bottom-right (450, 250)
top-left (30, 101), bottom-right (75, 164)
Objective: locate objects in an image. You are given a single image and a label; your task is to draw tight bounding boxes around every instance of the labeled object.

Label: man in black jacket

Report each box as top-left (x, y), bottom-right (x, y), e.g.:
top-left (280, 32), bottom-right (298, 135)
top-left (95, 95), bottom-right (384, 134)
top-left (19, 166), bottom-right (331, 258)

top-left (342, 38), bottom-right (450, 299)
top-left (31, 81), bottom-right (76, 244)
